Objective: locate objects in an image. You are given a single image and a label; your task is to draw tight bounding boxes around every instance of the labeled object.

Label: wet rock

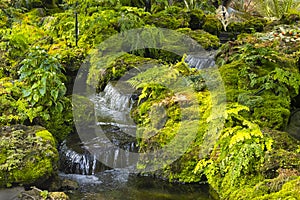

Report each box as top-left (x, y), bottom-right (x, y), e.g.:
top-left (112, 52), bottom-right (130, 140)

top-left (20, 187), bottom-right (69, 200)
top-left (286, 110), bottom-right (300, 140)
top-left (61, 179), bottom-right (79, 191)
top-left (0, 186), bottom-right (24, 200)
top-left (49, 192), bottom-right (69, 200)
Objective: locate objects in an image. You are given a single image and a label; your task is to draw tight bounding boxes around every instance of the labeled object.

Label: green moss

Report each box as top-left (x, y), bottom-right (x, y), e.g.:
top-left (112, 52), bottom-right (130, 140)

top-left (202, 15), bottom-right (222, 36)
top-left (226, 17), bottom-right (267, 35)
top-left (263, 129), bottom-right (300, 151)
top-left (225, 172), bottom-right (300, 199)
top-left (243, 18), bottom-right (267, 33)
top-left (0, 125), bottom-right (58, 187)
top-left (87, 53), bottom-right (162, 92)
top-left (253, 106), bottom-right (290, 130)
top-left (280, 12), bottom-right (300, 25)
top-left (262, 150), bottom-right (300, 175)
top-left (227, 21), bottom-right (245, 33)
top-left (145, 6), bottom-right (189, 29)
top-left (217, 37), bottom-right (300, 131)
top-left (188, 9), bottom-right (206, 30)
top-left (176, 28), bottom-right (220, 50)
top-left (273, 176), bottom-right (300, 197)
top-left (36, 130), bottom-right (57, 147)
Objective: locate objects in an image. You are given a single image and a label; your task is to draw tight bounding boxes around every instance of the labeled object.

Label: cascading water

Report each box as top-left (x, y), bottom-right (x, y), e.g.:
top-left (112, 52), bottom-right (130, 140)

top-left (185, 50), bottom-right (217, 70)
top-left (59, 81), bottom-right (138, 175)
top-left (59, 52), bottom-right (214, 199)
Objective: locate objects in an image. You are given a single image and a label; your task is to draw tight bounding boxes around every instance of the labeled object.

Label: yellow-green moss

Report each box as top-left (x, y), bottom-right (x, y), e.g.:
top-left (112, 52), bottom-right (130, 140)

top-left (177, 28), bottom-right (220, 50)
top-left (87, 53), bottom-right (162, 92)
top-left (36, 130), bottom-right (57, 147)
top-left (144, 6), bottom-right (189, 30)
top-left (188, 9), bottom-right (206, 30)
top-left (202, 14), bottom-right (222, 35)
top-left (0, 125), bottom-right (58, 188)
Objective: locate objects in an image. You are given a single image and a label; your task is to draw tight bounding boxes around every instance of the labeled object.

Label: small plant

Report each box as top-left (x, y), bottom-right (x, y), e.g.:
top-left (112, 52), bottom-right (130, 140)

top-left (18, 46), bottom-right (72, 141)
top-left (19, 46), bottom-right (67, 118)
top-left (216, 6), bottom-right (236, 31)
top-left (252, 0), bottom-right (300, 19)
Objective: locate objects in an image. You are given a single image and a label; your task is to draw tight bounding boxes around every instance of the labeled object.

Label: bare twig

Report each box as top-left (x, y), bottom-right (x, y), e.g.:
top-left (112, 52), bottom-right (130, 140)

top-left (21, 192), bottom-right (36, 200)
top-left (216, 6), bottom-right (236, 31)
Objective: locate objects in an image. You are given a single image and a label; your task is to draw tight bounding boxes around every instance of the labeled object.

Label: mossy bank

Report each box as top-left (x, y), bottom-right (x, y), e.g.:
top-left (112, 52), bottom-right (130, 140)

top-left (0, 125), bottom-right (58, 187)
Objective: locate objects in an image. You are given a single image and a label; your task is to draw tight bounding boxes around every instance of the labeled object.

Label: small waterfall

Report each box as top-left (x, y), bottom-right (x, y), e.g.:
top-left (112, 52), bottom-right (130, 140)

top-left (83, 132), bottom-right (138, 170)
top-left (59, 137), bottom-right (138, 175)
top-left (92, 82), bottom-right (137, 136)
top-left (97, 82), bottom-right (135, 112)
top-left (185, 50), bottom-right (217, 70)
top-left (60, 82), bottom-right (138, 175)
top-left (59, 140), bottom-right (108, 175)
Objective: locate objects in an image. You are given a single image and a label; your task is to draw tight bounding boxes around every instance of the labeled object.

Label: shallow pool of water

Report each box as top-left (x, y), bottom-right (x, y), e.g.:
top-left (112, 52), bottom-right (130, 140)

top-left (62, 170), bottom-right (212, 200)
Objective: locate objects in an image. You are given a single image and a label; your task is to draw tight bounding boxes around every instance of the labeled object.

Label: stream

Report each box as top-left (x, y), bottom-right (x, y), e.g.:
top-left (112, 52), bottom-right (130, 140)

top-left (60, 54), bottom-right (216, 199)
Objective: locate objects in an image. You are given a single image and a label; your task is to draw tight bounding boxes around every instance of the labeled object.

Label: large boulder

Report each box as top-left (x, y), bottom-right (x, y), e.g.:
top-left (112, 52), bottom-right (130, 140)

top-left (0, 125), bottom-right (59, 187)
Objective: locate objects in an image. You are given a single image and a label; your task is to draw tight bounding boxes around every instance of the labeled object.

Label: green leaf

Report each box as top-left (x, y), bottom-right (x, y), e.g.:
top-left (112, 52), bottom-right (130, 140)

top-left (39, 85), bottom-right (46, 96)
top-left (41, 76), bottom-right (47, 86)
top-left (31, 83), bottom-right (39, 89)
top-left (33, 93), bottom-right (39, 102)
top-left (22, 89), bottom-right (31, 97)
top-left (51, 90), bottom-right (59, 101)
top-left (56, 102), bottom-right (63, 112)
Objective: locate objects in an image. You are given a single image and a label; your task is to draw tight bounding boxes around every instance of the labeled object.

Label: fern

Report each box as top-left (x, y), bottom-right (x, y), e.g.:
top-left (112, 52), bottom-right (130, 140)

top-left (253, 67), bottom-right (300, 98)
top-left (195, 103), bottom-right (272, 186)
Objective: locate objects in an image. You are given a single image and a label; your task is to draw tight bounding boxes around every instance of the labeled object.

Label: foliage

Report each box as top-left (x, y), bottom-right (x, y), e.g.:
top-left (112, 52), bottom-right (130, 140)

top-left (0, 125), bottom-right (58, 187)
top-left (0, 77), bottom-right (27, 124)
top-left (1, 1), bottom-right (300, 199)
top-left (176, 28), bottom-right (220, 49)
top-left (0, 18), bottom-right (50, 77)
top-left (18, 46), bottom-right (72, 141)
top-left (12, 0), bottom-right (57, 9)
top-left (182, 0), bottom-right (216, 11)
top-left (87, 53), bottom-right (162, 92)
top-left (144, 6), bottom-right (189, 29)
top-left (252, 0), bottom-right (300, 19)
top-left (230, 0), bottom-right (258, 14)
top-left (19, 47), bottom-right (66, 113)
top-left (202, 14), bottom-right (222, 35)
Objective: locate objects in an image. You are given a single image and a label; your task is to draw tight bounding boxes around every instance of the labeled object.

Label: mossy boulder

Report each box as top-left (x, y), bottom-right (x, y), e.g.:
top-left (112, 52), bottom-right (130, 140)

top-left (87, 53), bottom-right (162, 92)
top-left (177, 28), bottom-right (220, 50)
top-left (127, 20), bottom-right (300, 200)
top-left (216, 34), bottom-right (300, 130)
top-left (188, 9), bottom-right (206, 30)
top-left (202, 14), bottom-right (222, 35)
top-left (144, 6), bottom-right (189, 29)
top-left (0, 125), bottom-right (58, 188)
top-left (243, 18), bottom-right (267, 33)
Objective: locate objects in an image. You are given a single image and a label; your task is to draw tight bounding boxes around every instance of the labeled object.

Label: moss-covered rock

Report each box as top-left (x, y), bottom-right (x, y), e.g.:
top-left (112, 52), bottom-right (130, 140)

top-left (188, 9), bottom-right (206, 30)
top-left (127, 18), bottom-right (300, 200)
top-left (144, 6), bottom-right (189, 29)
top-left (0, 125), bottom-right (58, 187)
top-left (177, 28), bottom-right (220, 50)
top-left (20, 186), bottom-right (69, 200)
top-left (216, 33), bottom-right (300, 130)
top-left (87, 53), bottom-right (162, 92)
top-left (202, 14), bottom-right (222, 35)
